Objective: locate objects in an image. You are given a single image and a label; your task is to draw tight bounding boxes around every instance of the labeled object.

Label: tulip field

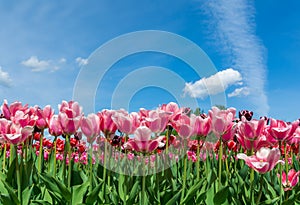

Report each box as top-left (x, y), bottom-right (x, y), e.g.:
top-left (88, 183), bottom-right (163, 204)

top-left (0, 100), bottom-right (300, 205)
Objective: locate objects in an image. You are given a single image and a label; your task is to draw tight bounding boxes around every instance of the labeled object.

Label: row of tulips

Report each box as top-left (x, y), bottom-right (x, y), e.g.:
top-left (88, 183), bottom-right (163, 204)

top-left (0, 100), bottom-right (299, 204)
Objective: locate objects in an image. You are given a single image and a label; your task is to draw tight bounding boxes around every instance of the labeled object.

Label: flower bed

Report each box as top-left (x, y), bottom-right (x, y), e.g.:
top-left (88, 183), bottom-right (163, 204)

top-left (0, 100), bottom-right (299, 204)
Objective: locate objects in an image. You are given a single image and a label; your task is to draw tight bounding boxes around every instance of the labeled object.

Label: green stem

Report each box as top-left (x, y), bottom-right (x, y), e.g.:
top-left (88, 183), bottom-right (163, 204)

top-left (101, 139), bottom-right (108, 201)
top-left (256, 174), bottom-right (264, 204)
top-left (52, 137), bottom-right (57, 177)
top-left (250, 147), bottom-right (254, 204)
top-left (218, 138), bottom-right (223, 191)
top-left (38, 129), bottom-right (44, 175)
top-left (67, 136), bottom-right (72, 189)
top-left (15, 145), bottom-right (22, 204)
top-left (63, 135), bottom-right (70, 186)
top-left (279, 141), bottom-right (283, 204)
top-left (196, 138), bottom-right (200, 181)
top-left (89, 144), bottom-right (93, 193)
top-left (2, 144), bottom-right (7, 172)
top-left (180, 148), bottom-right (188, 202)
top-left (141, 174), bottom-right (146, 204)
top-left (284, 141), bottom-right (289, 184)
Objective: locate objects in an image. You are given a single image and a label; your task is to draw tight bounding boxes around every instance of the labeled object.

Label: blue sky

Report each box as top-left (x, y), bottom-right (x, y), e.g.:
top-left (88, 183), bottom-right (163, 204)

top-left (0, 0), bottom-right (299, 121)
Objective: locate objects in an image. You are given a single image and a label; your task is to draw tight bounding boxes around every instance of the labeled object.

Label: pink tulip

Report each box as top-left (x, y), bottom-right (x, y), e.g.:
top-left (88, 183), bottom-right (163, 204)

top-left (236, 118), bottom-right (272, 152)
top-left (159, 102), bottom-right (187, 121)
top-left (192, 115), bottom-right (212, 137)
top-left (1, 100), bottom-right (28, 120)
top-left (208, 106), bottom-right (236, 139)
top-left (268, 119), bottom-right (298, 142)
top-left (4, 124), bottom-right (34, 145)
top-left (49, 115), bottom-right (63, 136)
top-left (144, 110), bottom-right (170, 133)
top-left (172, 114), bottom-right (194, 138)
top-left (278, 169), bottom-right (300, 191)
top-left (97, 109), bottom-right (117, 136)
top-left (112, 110), bottom-right (140, 134)
top-left (125, 126), bottom-right (159, 153)
top-left (57, 101), bottom-right (82, 135)
top-left (0, 118), bottom-right (10, 135)
top-left (288, 127), bottom-right (300, 145)
top-left (237, 147), bottom-right (284, 173)
top-left (81, 113), bottom-right (100, 143)
top-left (35, 105), bottom-right (54, 130)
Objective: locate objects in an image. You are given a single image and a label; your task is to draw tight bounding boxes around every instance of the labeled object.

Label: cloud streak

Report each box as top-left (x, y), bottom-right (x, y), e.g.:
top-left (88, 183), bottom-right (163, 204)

top-left (0, 67), bottom-right (13, 87)
top-left (184, 68), bottom-right (243, 99)
top-left (201, 0), bottom-right (269, 115)
top-left (21, 56), bottom-right (66, 72)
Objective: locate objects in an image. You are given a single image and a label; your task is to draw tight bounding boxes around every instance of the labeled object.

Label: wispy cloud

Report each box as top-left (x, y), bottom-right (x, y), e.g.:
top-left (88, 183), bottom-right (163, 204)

top-left (76, 57), bottom-right (88, 66)
top-left (21, 56), bottom-right (66, 72)
top-left (201, 0), bottom-right (269, 115)
top-left (0, 66), bottom-right (13, 87)
top-left (184, 68), bottom-right (242, 99)
top-left (228, 87), bottom-right (250, 98)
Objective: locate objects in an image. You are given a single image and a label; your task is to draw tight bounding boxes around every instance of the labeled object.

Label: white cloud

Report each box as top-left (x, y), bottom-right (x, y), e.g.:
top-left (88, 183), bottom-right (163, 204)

top-left (228, 87), bottom-right (250, 98)
top-left (201, 0), bottom-right (269, 115)
top-left (0, 67), bottom-right (13, 87)
top-left (184, 68), bottom-right (242, 99)
top-left (76, 57), bottom-right (88, 66)
top-left (21, 56), bottom-right (66, 72)
top-left (21, 56), bottom-right (50, 72)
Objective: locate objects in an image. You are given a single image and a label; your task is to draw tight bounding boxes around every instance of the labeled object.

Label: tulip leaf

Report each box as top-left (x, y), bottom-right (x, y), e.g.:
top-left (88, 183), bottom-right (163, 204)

top-left (71, 180), bottom-right (89, 205)
top-left (86, 180), bottom-right (103, 204)
top-left (40, 173), bottom-right (71, 203)
top-left (128, 180), bottom-right (139, 204)
top-left (118, 174), bottom-right (125, 202)
top-left (213, 186), bottom-right (229, 205)
top-left (165, 189), bottom-right (181, 205)
top-left (181, 178), bottom-right (204, 203)
top-left (30, 200), bottom-right (52, 205)
top-left (1, 179), bottom-right (20, 205)
top-left (22, 185), bottom-right (33, 205)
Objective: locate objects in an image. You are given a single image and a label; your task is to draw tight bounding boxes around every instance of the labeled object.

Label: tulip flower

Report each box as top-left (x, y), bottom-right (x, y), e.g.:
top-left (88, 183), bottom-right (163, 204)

top-left (4, 124), bottom-right (34, 145)
top-left (81, 113), bottom-right (100, 143)
top-left (278, 169), bottom-right (300, 191)
top-left (144, 110), bottom-right (170, 134)
top-left (172, 114), bottom-right (193, 138)
top-left (237, 147), bottom-right (284, 173)
top-left (268, 119), bottom-right (298, 142)
top-left (208, 106), bottom-right (236, 140)
top-left (1, 100), bottom-right (28, 120)
top-left (35, 105), bottom-right (54, 130)
top-left (236, 118), bottom-right (272, 152)
top-left (97, 109), bottom-right (117, 136)
top-left (125, 126), bottom-right (160, 153)
top-left (58, 101), bottom-right (82, 135)
top-left (49, 115), bottom-right (63, 136)
top-left (192, 115), bottom-right (212, 137)
top-left (112, 110), bottom-right (140, 134)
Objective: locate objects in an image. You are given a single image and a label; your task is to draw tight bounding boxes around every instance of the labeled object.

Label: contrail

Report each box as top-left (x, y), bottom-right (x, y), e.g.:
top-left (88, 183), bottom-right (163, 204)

top-left (201, 0), bottom-right (269, 116)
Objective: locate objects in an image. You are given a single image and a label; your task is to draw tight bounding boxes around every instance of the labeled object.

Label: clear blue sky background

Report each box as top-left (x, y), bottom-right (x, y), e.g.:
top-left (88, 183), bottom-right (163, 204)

top-left (0, 0), bottom-right (299, 121)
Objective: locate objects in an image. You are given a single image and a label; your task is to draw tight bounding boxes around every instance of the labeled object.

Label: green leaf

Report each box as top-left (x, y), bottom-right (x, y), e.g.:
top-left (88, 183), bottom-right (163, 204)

top-left (182, 179), bottom-right (204, 203)
top-left (128, 180), bottom-right (139, 204)
top-left (1, 179), bottom-right (20, 205)
top-left (205, 184), bottom-right (215, 205)
top-left (71, 180), bottom-right (89, 205)
top-left (40, 173), bottom-right (71, 202)
top-left (165, 189), bottom-right (181, 205)
top-left (22, 185), bottom-right (33, 205)
top-left (30, 200), bottom-right (52, 205)
top-left (213, 186), bottom-right (229, 205)
top-left (259, 197), bottom-right (279, 205)
top-left (86, 180), bottom-right (103, 204)
top-left (118, 174), bottom-right (125, 202)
